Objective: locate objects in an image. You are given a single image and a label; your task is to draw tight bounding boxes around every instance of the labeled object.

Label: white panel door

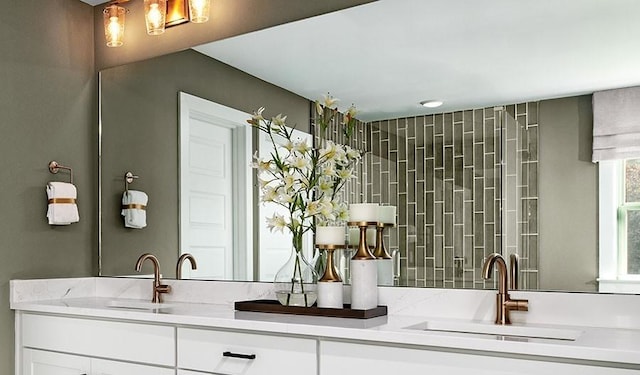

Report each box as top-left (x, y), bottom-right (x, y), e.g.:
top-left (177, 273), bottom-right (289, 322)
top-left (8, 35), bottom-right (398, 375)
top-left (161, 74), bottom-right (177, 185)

top-left (180, 92), bottom-right (253, 280)
top-left (22, 349), bottom-right (89, 375)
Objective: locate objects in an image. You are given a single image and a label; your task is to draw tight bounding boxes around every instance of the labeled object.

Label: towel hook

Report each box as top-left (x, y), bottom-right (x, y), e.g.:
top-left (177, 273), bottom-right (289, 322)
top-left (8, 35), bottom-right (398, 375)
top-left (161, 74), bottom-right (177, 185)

top-left (124, 171), bottom-right (139, 192)
top-left (48, 161), bottom-right (73, 184)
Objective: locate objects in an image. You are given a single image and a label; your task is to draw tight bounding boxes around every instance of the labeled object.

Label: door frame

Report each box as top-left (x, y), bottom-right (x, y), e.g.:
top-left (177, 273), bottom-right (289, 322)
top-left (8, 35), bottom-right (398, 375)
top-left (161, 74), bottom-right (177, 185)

top-left (178, 92), bottom-right (253, 280)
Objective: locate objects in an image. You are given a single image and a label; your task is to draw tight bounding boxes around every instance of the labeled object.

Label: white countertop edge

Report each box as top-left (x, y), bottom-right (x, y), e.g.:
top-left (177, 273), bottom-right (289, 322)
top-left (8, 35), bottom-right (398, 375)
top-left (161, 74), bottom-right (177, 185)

top-left (11, 298), bottom-right (640, 368)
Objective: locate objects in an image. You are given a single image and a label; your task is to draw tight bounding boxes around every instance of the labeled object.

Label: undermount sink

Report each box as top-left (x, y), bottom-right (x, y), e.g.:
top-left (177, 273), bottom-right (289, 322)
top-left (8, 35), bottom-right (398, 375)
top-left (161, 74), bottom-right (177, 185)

top-left (406, 320), bottom-right (582, 341)
top-left (106, 299), bottom-right (175, 311)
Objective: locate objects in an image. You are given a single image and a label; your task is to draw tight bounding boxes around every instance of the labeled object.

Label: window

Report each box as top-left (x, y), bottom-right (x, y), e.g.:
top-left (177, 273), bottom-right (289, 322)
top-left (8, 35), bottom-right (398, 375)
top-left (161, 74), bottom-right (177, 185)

top-left (619, 159), bottom-right (640, 275)
top-left (599, 159), bottom-right (640, 293)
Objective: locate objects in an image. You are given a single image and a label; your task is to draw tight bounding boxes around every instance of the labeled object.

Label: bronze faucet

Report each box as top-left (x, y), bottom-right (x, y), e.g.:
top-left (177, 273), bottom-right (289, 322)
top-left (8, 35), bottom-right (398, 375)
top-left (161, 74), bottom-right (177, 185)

top-left (176, 253), bottom-right (197, 280)
top-left (135, 253), bottom-right (171, 303)
top-left (482, 253), bottom-right (528, 325)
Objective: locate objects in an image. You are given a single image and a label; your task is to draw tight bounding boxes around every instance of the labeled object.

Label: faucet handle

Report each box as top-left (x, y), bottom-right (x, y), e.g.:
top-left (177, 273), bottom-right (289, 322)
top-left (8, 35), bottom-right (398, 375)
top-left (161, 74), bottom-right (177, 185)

top-left (156, 284), bottom-right (171, 294)
top-left (509, 253), bottom-right (519, 290)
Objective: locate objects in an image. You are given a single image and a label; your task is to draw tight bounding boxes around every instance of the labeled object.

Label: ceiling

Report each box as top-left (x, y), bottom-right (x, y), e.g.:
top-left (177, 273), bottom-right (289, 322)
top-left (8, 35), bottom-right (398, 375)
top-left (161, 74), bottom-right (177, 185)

top-left (194, 0), bottom-right (640, 122)
top-left (80, 0), bottom-right (104, 5)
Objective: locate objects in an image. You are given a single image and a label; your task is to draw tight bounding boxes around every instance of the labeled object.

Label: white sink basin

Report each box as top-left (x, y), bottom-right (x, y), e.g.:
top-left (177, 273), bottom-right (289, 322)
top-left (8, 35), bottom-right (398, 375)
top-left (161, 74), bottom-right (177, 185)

top-left (406, 320), bottom-right (582, 341)
top-left (106, 299), bottom-right (175, 311)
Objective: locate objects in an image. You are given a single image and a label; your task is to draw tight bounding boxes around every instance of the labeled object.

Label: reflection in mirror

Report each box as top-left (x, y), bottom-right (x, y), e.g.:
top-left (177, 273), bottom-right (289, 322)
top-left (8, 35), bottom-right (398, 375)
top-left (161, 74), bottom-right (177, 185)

top-left (99, 1), bottom-right (640, 293)
top-left (100, 49), bottom-right (309, 279)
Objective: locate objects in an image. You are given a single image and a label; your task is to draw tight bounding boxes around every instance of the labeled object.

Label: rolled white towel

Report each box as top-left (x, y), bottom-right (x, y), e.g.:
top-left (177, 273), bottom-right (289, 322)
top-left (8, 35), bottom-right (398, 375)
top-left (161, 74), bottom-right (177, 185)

top-left (46, 182), bottom-right (80, 225)
top-left (121, 190), bottom-right (148, 229)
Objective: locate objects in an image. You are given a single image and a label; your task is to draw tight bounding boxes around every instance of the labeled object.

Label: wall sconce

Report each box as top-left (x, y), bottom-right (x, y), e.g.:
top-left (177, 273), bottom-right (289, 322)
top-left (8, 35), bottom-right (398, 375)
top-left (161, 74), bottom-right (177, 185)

top-left (144, 0), bottom-right (167, 35)
top-left (103, 0), bottom-right (211, 47)
top-left (103, 4), bottom-right (127, 47)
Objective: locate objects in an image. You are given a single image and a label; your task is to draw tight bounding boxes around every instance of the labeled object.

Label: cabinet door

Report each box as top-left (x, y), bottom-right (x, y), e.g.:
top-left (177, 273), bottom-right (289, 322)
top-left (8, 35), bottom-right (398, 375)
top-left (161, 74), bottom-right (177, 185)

top-left (177, 328), bottom-right (316, 375)
top-left (320, 340), bottom-right (640, 375)
top-left (22, 349), bottom-right (90, 375)
top-left (92, 358), bottom-right (174, 375)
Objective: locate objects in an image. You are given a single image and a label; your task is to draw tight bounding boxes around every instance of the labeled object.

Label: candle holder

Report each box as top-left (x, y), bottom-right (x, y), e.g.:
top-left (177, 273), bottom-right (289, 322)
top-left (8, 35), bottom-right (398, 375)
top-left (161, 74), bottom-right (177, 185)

top-left (317, 244), bottom-right (345, 282)
top-left (347, 221), bottom-right (378, 310)
top-left (372, 223), bottom-right (394, 259)
top-left (316, 244), bottom-right (346, 309)
top-left (347, 221), bottom-right (377, 260)
top-left (373, 222), bottom-right (396, 287)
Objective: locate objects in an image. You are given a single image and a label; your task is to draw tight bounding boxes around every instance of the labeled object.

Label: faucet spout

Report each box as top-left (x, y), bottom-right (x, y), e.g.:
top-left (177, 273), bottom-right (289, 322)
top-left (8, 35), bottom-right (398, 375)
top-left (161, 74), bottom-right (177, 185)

top-left (482, 253), bottom-right (528, 325)
top-left (135, 253), bottom-right (171, 303)
top-left (176, 253), bottom-right (197, 280)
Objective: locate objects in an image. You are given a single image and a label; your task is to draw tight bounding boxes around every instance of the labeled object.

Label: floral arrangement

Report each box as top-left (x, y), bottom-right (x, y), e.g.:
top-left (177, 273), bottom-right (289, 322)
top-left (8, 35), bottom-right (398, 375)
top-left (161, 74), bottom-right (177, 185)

top-left (248, 95), bottom-right (361, 253)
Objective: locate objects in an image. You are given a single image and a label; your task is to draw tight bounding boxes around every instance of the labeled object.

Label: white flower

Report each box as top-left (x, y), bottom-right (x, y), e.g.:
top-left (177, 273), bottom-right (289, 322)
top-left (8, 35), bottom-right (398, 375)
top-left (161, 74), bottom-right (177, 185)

top-left (320, 140), bottom-right (339, 161)
top-left (283, 140), bottom-right (294, 152)
top-left (266, 214), bottom-right (286, 233)
top-left (333, 201), bottom-right (349, 222)
top-left (337, 167), bottom-right (353, 180)
top-left (344, 104), bottom-right (357, 119)
top-left (294, 139), bottom-right (310, 154)
top-left (261, 186), bottom-right (278, 203)
top-left (272, 114), bottom-right (287, 127)
top-left (318, 177), bottom-right (334, 194)
top-left (275, 191), bottom-right (294, 204)
top-left (251, 107), bottom-right (265, 123)
top-left (346, 146), bottom-right (360, 160)
top-left (251, 152), bottom-right (272, 172)
top-left (322, 93), bottom-right (339, 108)
top-left (321, 162), bottom-right (337, 177)
top-left (290, 156), bottom-right (310, 170)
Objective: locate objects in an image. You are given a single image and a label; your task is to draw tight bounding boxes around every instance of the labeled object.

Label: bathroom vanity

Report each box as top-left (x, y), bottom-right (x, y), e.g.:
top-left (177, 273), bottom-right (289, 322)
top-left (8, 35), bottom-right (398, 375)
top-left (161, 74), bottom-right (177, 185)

top-left (12, 278), bottom-right (640, 375)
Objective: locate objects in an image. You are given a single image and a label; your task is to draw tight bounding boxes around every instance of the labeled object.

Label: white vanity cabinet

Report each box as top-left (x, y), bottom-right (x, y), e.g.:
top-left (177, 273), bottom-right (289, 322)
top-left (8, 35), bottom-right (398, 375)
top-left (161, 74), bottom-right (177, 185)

top-left (22, 349), bottom-right (174, 375)
top-left (320, 340), bottom-right (639, 375)
top-left (17, 313), bottom-right (175, 375)
top-left (22, 349), bottom-right (90, 375)
top-left (176, 327), bottom-right (317, 375)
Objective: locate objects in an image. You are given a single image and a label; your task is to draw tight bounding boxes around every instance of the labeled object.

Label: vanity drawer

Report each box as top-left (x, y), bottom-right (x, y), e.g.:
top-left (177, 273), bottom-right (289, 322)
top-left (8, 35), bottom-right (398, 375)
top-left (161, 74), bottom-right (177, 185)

top-left (21, 313), bottom-right (175, 366)
top-left (177, 327), bottom-right (316, 375)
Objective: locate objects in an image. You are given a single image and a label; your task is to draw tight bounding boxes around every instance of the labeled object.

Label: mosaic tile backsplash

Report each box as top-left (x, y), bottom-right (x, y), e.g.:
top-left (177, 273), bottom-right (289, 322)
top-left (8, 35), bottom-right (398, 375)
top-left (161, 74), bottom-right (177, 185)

top-left (316, 102), bottom-right (539, 290)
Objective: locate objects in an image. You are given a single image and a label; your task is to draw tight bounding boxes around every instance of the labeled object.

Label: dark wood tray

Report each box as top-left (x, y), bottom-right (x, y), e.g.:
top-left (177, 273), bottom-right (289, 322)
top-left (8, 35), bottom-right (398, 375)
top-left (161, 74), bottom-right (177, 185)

top-left (234, 299), bottom-right (387, 319)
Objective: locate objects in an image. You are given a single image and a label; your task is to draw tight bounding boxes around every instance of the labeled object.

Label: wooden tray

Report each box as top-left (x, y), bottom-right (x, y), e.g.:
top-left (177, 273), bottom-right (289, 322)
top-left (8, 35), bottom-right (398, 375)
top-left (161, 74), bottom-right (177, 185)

top-left (234, 299), bottom-right (387, 319)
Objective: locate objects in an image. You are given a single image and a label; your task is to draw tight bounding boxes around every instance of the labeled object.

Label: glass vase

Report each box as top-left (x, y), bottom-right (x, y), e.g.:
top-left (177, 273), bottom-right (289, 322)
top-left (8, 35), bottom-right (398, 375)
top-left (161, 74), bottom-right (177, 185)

top-left (274, 245), bottom-right (318, 307)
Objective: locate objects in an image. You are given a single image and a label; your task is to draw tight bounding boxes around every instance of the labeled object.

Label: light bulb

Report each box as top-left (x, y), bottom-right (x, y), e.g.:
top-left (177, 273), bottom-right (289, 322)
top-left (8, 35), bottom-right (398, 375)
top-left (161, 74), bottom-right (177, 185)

top-left (145, 0), bottom-right (166, 35)
top-left (108, 17), bottom-right (121, 44)
top-left (189, 0), bottom-right (210, 23)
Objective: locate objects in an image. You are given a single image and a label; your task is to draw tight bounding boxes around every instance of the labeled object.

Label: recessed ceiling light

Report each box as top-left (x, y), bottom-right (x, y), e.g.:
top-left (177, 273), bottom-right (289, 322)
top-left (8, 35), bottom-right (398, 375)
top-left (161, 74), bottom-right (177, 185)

top-left (420, 100), bottom-right (443, 108)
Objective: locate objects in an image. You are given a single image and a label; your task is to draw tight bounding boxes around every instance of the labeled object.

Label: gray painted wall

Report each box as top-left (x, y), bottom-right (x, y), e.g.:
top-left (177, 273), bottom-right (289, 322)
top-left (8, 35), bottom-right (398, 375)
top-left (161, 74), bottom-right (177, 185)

top-left (539, 95), bottom-right (598, 292)
top-left (0, 1), bottom-right (96, 373)
top-left (100, 49), bottom-right (309, 277)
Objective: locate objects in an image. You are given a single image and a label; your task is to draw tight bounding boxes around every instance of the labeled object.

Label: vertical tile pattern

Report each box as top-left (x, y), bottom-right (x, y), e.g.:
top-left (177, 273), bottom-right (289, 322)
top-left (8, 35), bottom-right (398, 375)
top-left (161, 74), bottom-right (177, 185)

top-left (364, 102), bottom-right (539, 289)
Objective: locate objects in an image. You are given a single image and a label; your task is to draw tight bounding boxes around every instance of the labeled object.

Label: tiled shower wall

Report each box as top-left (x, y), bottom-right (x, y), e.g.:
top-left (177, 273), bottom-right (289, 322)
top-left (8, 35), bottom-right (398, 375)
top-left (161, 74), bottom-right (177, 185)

top-left (366, 103), bottom-right (539, 289)
top-left (313, 102), bottom-right (539, 290)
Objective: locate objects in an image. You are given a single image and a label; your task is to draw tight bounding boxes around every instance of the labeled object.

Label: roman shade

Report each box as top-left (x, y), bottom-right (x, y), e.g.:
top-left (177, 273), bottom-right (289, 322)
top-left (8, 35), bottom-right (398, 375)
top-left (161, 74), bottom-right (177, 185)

top-left (592, 86), bottom-right (640, 162)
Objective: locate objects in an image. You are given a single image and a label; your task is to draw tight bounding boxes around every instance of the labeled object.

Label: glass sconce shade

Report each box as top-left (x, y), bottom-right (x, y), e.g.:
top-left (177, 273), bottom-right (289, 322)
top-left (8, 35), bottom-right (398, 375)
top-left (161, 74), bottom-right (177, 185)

top-left (189, 0), bottom-right (211, 23)
top-left (144, 0), bottom-right (167, 35)
top-left (103, 5), bottom-right (126, 47)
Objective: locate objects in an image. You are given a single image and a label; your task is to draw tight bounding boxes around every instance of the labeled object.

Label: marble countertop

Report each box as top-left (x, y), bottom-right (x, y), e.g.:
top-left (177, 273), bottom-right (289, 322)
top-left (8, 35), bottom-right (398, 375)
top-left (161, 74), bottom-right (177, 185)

top-left (12, 296), bottom-right (640, 367)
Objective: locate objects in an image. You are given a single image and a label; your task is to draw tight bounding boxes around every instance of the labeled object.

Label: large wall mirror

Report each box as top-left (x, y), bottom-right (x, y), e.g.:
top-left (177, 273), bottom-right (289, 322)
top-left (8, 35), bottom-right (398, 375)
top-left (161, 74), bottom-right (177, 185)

top-left (99, 0), bottom-right (640, 293)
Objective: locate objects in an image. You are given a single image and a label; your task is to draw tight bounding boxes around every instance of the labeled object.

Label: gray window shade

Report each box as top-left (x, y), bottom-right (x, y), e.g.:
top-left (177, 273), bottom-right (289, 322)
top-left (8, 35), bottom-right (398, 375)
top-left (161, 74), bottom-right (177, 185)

top-left (592, 86), bottom-right (640, 162)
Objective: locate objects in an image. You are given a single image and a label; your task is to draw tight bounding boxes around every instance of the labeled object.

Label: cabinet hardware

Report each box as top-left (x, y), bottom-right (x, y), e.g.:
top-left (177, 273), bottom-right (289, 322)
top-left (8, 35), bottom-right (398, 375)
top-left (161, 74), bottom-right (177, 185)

top-left (223, 351), bottom-right (256, 360)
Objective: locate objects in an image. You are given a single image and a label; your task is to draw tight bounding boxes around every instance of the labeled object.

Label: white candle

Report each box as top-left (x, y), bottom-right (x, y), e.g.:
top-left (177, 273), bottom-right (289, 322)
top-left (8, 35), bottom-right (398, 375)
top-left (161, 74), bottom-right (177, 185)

top-left (316, 226), bottom-right (345, 245)
top-left (379, 205), bottom-right (397, 225)
top-left (348, 227), bottom-right (376, 247)
top-left (349, 203), bottom-right (379, 222)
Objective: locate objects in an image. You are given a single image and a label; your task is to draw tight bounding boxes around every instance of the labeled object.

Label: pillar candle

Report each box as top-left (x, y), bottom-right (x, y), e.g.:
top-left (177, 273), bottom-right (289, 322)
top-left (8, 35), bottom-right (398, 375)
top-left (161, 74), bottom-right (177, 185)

top-left (316, 226), bottom-right (345, 245)
top-left (378, 205), bottom-right (397, 225)
top-left (349, 203), bottom-right (379, 222)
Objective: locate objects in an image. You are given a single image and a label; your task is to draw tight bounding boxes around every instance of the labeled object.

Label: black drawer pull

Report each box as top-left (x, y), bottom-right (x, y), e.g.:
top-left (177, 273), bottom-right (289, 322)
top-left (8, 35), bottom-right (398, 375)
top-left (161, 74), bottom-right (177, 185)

top-left (223, 351), bottom-right (256, 360)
